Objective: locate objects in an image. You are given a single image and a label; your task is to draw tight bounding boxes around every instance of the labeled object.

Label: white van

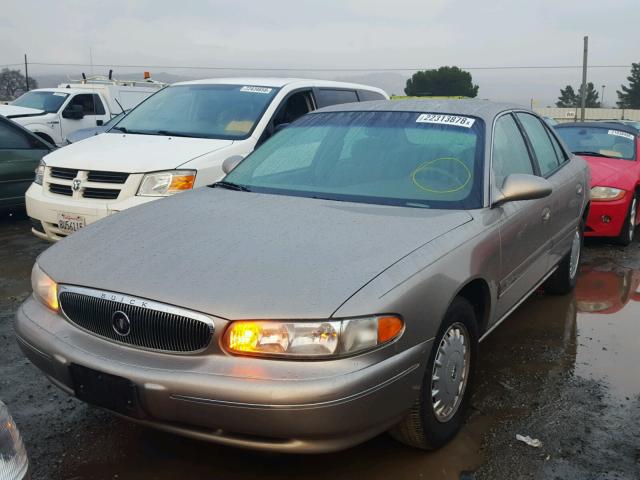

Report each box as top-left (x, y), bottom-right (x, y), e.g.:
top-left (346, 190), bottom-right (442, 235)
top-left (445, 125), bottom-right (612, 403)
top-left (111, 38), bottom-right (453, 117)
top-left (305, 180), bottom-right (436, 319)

top-left (26, 77), bottom-right (388, 241)
top-left (0, 75), bottom-right (166, 146)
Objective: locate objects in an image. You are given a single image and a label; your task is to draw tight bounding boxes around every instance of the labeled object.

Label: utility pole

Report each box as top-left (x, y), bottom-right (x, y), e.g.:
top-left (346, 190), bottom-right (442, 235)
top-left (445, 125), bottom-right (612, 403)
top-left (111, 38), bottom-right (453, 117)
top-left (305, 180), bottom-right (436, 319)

top-left (601, 84), bottom-right (605, 107)
top-left (24, 53), bottom-right (29, 91)
top-left (579, 36), bottom-right (588, 121)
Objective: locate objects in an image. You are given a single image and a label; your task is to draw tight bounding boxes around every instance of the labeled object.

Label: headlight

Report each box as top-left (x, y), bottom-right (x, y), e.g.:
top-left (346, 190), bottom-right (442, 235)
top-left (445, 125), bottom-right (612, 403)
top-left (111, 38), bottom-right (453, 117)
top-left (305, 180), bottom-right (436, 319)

top-left (31, 263), bottom-right (58, 312)
top-left (590, 186), bottom-right (625, 201)
top-left (34, 160), bottom-right (45, 185)
top-left (0, 401), bottom-right (29, 480)
top-left (222, 315), bottom-right (403, 358)
top-left (137, 170), bottom-right (196, 197)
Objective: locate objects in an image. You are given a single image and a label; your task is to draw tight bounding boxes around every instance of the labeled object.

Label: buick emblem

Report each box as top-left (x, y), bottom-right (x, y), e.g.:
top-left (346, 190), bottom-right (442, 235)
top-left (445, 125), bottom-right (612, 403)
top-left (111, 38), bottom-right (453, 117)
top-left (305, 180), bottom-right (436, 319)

top-left (111, 311), bottom-right (131, 336)
top-left (72, 178), bottom-right (82, 191)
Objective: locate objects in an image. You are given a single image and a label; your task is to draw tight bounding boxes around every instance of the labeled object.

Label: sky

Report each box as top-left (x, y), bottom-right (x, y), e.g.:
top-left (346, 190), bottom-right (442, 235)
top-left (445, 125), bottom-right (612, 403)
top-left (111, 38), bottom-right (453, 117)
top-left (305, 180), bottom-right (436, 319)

top-left (1, 0), bottom-right (638, 106)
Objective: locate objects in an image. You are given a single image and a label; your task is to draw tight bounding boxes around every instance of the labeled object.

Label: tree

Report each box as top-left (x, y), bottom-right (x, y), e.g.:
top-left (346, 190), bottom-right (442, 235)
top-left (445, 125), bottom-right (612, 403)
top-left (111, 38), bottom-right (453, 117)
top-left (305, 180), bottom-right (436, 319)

top-left (404, 66), bottom-right (478, 97)
top-left (556, 82), bottom-right (600, 108)
top-left (0, 68), bottom-right (37, 100)
top-left (617, 62), bottom-right (640, 108)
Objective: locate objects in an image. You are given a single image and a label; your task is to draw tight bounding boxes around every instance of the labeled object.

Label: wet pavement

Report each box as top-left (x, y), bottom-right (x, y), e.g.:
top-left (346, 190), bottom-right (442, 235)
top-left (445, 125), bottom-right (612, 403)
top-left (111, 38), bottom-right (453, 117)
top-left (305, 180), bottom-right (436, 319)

top-left (1, 216), bottom-right (639, 479)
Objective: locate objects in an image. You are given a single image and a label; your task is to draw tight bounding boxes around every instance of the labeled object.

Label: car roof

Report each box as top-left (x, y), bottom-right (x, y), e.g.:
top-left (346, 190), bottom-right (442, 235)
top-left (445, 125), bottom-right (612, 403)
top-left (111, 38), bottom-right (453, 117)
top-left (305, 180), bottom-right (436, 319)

top-left (555, 121), bottom-right (639, 135)
top-left (173, 77), bottom-right (386, 93)
top-left (29, 88), bottom-right (90, 95)
top-left (313, 99), bottom-right (527, 123)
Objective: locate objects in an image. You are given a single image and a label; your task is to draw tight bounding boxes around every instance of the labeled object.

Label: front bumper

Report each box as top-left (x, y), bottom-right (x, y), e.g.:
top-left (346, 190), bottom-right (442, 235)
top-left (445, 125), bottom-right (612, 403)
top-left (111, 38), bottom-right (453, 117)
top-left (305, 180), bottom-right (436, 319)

top-left (585, 198), bottom-right (630, 237)
top-left (15, 297), bottom-right (429, 453)
top-left (25, 182), bottom-right (156, 242)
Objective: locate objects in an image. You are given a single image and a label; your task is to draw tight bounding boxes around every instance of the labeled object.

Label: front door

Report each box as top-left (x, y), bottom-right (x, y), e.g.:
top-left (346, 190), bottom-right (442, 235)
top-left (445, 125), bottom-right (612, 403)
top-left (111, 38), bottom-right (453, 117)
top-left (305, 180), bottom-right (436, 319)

top-left (60, 93), bottom-right (110, 140)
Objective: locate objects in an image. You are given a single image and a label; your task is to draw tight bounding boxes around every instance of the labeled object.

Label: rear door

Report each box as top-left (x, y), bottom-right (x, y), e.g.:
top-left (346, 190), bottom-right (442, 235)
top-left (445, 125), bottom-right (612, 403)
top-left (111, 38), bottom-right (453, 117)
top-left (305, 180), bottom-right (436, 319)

top-left (493, 112), bottom-right (553, 319)
top-left (0, 118), bottom-right (51, 207)
top-left (515, 112), bottom-right (584, 268)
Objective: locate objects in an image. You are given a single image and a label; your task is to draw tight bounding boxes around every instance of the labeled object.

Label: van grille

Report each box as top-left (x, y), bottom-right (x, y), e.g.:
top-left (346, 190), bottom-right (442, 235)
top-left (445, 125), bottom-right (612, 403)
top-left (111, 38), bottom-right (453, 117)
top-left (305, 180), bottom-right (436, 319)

top-left (87, 171), bottom-right (129, 184)
top-left (50, 167), bottom-right (79, 180)
top-left (59, 289), bottom-right (214, 353)
top-left (83, 187), bottom-right (120, 200)
top-left (49, 183), bottom-right (72, 196)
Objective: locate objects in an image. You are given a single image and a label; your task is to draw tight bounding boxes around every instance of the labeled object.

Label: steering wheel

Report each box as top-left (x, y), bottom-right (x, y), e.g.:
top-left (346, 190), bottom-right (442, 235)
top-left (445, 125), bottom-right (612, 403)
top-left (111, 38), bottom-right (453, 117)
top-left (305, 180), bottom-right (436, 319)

top-left (411, 157), bottom-right (471, 194)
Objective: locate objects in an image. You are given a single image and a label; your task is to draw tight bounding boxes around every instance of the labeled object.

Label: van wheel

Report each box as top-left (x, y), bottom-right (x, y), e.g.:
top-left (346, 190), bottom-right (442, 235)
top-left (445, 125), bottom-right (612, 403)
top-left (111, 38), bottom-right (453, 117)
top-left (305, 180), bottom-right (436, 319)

top-left (615, 196), bottom-right (637, 246)
top-left (389, 297), bottom-right (478, 449)
top-left (34, 132), bottom-right (55, 145)
top-left (545, 222), bottom-right (583, 294)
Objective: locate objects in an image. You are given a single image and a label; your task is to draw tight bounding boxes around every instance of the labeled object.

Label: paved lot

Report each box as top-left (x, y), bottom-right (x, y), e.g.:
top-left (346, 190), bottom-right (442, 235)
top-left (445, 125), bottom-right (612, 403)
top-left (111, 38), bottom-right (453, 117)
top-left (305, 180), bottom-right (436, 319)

top-left (1, 216), bottom-right (639, 479)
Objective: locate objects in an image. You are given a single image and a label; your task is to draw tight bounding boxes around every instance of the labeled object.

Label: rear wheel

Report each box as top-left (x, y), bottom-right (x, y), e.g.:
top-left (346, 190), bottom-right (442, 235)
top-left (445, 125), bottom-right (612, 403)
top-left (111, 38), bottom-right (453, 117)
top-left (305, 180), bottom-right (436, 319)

top-left (390, 297), bottom-right (478, 449)
top-left (545, 222), bottom-right (583, 295)
top-left (615, 196), bottom-right (637, 246)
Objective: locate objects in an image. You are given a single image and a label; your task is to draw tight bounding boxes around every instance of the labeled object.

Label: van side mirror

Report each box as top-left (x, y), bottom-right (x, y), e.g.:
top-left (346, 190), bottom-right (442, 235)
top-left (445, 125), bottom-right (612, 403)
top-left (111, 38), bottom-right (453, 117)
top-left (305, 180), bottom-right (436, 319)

top-left (493, 174), bottom-right (552, 206)
top-left (62, 104), bottom-right (84, 120)
top-left (222, 155), bottom-right (244, 175)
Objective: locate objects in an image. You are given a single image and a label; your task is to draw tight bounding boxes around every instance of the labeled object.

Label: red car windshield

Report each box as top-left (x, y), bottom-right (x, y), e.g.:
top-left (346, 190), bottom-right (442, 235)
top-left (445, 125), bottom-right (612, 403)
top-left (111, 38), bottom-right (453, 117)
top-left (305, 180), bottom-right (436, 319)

top-left (555, 126), bottom-right (636, 161)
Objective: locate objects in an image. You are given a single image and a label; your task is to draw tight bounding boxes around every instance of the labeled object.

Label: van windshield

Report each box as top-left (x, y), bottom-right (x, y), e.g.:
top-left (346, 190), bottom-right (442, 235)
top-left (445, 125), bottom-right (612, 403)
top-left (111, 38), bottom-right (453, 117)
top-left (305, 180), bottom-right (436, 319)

top-left (113, 84), bottom-right (279, 140)
top-left (13, 91), bottom-right (69, 113)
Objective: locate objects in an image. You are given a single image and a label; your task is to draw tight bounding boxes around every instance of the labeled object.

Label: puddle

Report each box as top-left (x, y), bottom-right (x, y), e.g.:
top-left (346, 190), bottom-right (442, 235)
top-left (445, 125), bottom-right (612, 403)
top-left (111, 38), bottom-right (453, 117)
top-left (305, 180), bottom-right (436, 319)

top-left (574, 262), bottom-right (640, 401)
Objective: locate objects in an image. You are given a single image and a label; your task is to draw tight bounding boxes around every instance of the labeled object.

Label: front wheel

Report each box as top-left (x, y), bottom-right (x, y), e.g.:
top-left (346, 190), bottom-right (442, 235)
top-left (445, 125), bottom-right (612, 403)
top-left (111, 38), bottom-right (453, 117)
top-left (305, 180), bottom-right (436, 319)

top-left (545, 222), bottom-right (583, 295)
top-left (615, 195), bottom-right (637, 246)
top-left (389, 297), bottom-right (478, 449)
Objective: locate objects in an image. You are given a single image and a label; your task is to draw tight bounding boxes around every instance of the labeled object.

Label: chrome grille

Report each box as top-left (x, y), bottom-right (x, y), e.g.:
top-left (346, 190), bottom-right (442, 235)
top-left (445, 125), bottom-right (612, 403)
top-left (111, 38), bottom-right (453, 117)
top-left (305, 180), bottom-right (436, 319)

top-left (50, 167), bottom-right (78, 180)
top-left (49, 183), bottom-right (72, 196)
top-left (87, 171), bottom-right (129, 184)
top-left (58, 287), bottom-right (214, 353)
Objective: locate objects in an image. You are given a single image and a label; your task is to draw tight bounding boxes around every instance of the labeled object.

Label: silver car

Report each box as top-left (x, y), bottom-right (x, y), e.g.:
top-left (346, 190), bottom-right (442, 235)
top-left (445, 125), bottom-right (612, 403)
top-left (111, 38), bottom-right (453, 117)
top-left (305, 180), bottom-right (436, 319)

top-left (16, 100), bottom-right (589, 453)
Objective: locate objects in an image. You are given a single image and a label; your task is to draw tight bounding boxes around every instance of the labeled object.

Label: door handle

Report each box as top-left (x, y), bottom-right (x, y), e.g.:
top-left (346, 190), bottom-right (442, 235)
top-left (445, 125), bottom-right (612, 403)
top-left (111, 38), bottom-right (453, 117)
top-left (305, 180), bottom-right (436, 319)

top-left (576, 184), bottom-right (583, 195)
top-left (542, 208), bottom-right (551, 222)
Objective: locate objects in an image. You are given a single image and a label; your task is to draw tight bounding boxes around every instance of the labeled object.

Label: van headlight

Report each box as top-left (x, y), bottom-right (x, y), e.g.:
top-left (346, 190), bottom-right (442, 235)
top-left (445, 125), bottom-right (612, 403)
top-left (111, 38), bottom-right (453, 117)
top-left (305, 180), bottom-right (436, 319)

top-left (222, 316), bottom-right (404, 358)
top-left (31, 263), bottom-right (58, 312)
top-left (34, 160), bottom-right (45, 186)
top-left (137, 170), bottom-right (196, 197)
top-left (0, 401), bottom-right (29, 480)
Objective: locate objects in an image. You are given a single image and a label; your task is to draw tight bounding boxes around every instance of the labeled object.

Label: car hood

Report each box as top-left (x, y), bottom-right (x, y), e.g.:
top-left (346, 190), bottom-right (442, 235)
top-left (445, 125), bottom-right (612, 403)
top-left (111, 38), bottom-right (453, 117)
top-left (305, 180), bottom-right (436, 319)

top-left (43, 133), bottom-right (234, 172)
top-left (581, 155), bottom-right (637, 189)
top-left (0, 105), bottom-right (45, 118)
top-left (38, 189), bottom-right (473, 319)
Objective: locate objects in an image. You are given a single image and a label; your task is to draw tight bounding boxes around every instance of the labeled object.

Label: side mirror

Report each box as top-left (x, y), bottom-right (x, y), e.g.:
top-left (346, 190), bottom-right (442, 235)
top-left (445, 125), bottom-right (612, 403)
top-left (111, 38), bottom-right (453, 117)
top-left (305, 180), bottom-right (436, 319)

top-left (493, 174), bottom-right (552, 206)
top-left (62, 104), bottom-right (84, 120)
top-left (221, 155), bottom-right (244, 175)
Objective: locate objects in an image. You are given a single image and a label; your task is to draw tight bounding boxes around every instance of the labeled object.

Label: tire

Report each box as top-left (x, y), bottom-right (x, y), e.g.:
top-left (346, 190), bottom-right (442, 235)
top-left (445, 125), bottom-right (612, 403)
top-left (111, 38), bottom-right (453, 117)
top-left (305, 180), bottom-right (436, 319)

top-left (34, 132), bottom-right (55, 145)
top-left (389, 297), bottom-right (478, 450)
top-left (615, 196), bottom-right (637, 246)
top-left (545, 222), bottom-right (583, 295)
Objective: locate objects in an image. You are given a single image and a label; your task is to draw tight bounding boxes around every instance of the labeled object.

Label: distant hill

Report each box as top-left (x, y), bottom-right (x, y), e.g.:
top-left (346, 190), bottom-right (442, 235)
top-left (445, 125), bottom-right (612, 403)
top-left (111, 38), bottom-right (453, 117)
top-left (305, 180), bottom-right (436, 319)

top-left (334, 72), bottom-right (407, 96)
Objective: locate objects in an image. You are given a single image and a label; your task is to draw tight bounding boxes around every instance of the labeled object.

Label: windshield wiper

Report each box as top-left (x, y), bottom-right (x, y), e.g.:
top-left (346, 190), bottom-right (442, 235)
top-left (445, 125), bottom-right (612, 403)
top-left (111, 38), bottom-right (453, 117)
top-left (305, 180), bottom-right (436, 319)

top-left (111, 126), bottom-right (128, 133)
top-left (572, 150), bottom-right (610, 158)
top-left (211, 181), bottom-right (251, 192)
top-left (155, 130), bottom-right (193, 138)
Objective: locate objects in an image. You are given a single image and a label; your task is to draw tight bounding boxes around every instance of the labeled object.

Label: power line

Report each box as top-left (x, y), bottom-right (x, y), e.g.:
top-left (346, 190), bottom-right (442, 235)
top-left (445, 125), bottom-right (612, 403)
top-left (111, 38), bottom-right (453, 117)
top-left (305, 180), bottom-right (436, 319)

top-left (0, 61), bottom-right (633, 72)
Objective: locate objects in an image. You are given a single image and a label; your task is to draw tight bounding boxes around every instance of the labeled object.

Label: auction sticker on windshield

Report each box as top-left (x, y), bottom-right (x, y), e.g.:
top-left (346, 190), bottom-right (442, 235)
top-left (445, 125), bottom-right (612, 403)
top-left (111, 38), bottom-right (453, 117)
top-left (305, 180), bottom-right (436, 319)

top-left (240, 86), bottom-right (273, 94)
top-left (57, 213), bottom-right (85, 233)
top-left (608, 130), bottom-right (634, 140)
top-left (416, 114), bottom-right (475, 128)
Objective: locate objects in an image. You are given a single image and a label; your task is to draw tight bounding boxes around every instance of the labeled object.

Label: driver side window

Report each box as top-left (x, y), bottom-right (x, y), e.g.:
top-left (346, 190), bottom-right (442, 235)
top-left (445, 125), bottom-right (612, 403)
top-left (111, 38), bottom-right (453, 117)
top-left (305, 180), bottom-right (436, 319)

top-left (493, 114), bottom-right (534, 188)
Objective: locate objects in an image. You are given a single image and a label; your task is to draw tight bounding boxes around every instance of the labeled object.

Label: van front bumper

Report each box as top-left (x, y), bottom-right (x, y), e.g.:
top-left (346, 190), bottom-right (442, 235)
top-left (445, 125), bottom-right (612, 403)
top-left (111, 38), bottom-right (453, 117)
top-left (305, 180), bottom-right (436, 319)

top-left (15, 297), bottom-right (430, 453)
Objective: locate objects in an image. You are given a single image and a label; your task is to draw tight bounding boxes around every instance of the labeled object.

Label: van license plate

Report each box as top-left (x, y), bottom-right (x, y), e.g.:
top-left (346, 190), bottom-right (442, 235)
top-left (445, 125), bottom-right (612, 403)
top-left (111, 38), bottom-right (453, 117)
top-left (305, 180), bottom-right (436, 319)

top-left (57, 213), bottom-right (85, 233)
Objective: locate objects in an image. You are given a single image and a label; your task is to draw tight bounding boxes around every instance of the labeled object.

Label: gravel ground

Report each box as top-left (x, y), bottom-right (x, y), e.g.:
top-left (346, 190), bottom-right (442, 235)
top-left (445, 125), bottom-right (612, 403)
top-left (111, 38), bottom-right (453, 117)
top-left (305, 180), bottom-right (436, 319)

top-left (1, 216), bottom-right (638, 479)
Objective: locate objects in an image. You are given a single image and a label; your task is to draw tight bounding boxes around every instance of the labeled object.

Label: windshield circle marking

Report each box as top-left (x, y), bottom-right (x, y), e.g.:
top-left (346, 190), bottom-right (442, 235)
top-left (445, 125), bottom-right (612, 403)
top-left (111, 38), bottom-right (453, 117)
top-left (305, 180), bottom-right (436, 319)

top-left (411, 157), bottom-right (472, 194)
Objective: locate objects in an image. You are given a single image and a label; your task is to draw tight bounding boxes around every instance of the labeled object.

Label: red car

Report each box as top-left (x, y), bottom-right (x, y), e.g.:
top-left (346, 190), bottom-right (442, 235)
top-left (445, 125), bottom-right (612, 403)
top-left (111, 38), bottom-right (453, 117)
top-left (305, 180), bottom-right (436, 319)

top-left (555, 122), bottom-right (640, 245)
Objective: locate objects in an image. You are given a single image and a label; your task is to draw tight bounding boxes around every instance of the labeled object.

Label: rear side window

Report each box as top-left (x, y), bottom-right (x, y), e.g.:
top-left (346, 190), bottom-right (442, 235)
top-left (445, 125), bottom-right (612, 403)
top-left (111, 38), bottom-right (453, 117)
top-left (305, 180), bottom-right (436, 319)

top-left (316, 89), bottom-right (358, 108)
top-left (516, 113), bottom-right (560, 175)
top-left (67, 94), bottom-right (106, 115)
top-left (0, 120), bottom-right (41, 149)
top-left (492, 114), bottom-right (534, 187)
top-left (357, 90), bottom-right (386, 101)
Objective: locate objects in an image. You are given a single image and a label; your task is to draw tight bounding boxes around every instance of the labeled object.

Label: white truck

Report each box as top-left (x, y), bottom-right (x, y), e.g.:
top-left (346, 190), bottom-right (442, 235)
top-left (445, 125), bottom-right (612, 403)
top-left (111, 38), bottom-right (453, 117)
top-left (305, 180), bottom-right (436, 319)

top-left (25, 77), bottom-right (388, 241)
top-left (0, 75), bottom-right (166, 146)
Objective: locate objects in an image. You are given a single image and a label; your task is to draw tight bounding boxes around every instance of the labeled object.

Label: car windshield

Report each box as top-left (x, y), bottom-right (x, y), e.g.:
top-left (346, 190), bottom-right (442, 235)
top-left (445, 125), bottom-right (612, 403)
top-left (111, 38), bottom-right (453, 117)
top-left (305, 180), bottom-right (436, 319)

top-left (555, 126), bottom-right (636, 160)
top-left (12, 91), bottom-right (69, 113)
top-left (223, 111), bottom-right (485, 209)
top-left (113, 84), bottom-right (279, 139)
